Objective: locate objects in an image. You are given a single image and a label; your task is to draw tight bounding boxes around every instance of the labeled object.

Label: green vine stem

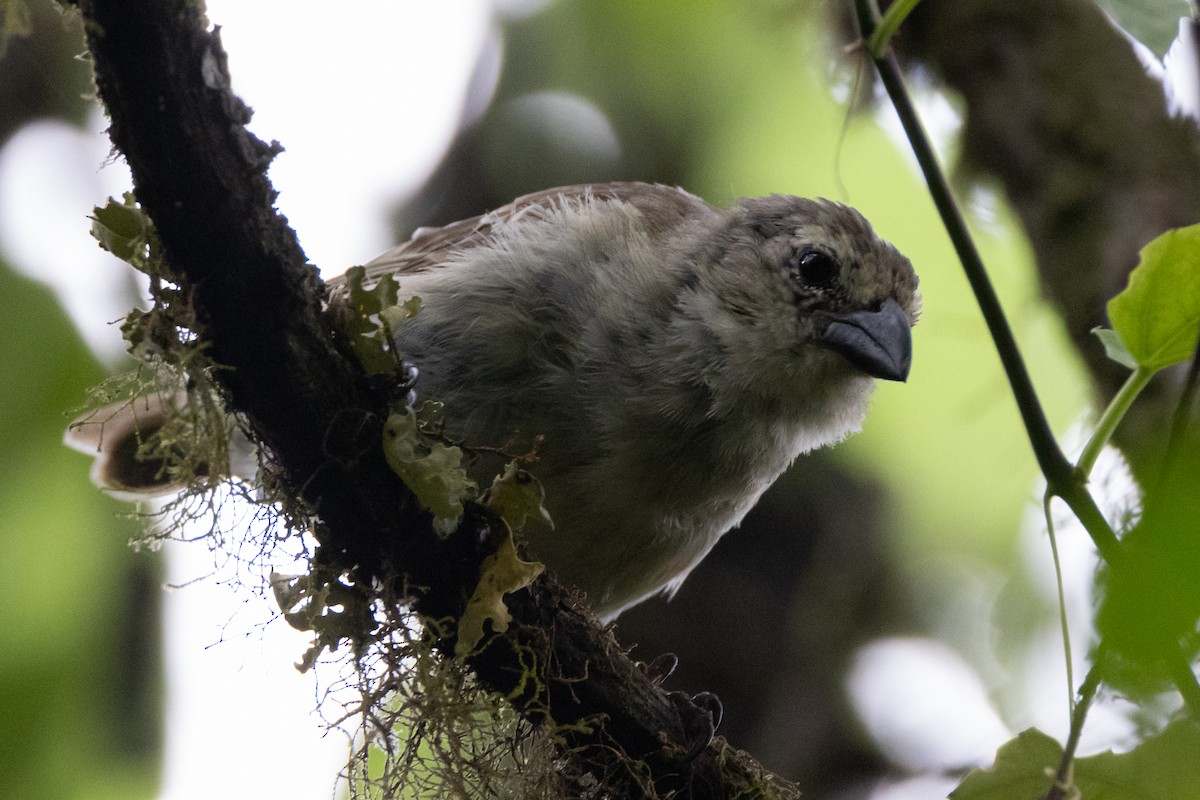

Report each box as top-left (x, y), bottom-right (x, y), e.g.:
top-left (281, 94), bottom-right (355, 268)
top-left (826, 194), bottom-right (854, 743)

top-left (867, 0), bottom-right (923, 57)
top-left (1077, 365), bottom-right (1153, 478)
top-left (850, 0), bottom-right (1073, 489)
top-left (1168, 648), bottom-right (1200, 711)
top-left (849, 0), bottom-right (1200, 712)
top-left (849, 0), bottom-right (1123, 561)
top-left (1042, 650), bottom-right (1105, 800)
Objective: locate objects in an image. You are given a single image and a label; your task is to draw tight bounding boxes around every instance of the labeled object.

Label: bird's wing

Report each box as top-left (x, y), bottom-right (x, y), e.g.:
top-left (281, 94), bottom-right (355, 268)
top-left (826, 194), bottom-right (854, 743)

top-left (341, 182), bottom-right (708, 283)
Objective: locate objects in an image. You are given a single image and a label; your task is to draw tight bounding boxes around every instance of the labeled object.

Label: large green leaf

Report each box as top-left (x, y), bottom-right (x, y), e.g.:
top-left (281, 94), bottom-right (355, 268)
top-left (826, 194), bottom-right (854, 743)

top-left (950, 729), bottom-right (1060, 800)
top-left (953, 721), bottom-right (1200, 799)
top-left (1076, 720), bottom-right (1200, 798)
top-left (1107, 223), bottom-right (1200, 372)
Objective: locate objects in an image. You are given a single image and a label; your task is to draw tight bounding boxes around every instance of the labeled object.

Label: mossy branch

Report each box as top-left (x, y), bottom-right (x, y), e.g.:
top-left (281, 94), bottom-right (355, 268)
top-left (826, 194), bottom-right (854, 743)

top-left (71, 0), bottom-right (795, 795)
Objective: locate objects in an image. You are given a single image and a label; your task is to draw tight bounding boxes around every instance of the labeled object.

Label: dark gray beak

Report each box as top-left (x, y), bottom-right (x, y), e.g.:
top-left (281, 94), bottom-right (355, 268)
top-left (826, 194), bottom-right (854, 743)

top-left (817, 298), bottom-right (912, 382)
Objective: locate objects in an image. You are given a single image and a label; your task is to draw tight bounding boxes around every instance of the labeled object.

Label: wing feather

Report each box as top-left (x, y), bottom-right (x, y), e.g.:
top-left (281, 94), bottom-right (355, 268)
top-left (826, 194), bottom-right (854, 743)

top-left (340, 182), bottom-right (709, 284)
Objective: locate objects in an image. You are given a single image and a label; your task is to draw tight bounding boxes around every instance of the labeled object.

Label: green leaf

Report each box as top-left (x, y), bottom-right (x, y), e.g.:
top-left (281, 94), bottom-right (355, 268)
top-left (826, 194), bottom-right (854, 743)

top-left (950, 729), bottom-right (1060, 799)
top-left (1076, 720), bottom-right (1200, 798)
top-left (1092, 327), bottom-right (1139, 370)
top-left (953, 721), bottom-right (1200, 800)
top-left (1107, 223), bottom-right (1200, 372)
top-left (1098, 451), bottom-right (1200, 690)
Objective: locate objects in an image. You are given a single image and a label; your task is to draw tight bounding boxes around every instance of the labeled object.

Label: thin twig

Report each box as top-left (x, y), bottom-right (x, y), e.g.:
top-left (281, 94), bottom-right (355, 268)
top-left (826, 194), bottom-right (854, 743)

top-left (851, 0), bottom-right (1125, 565)
top-left (1077, 366), bottom-right (1154, 479)
top-left (866, 0), bottom-right (924, 57)
top-left (1042, 493), bottom-right (1074, 719)
top-left (1041, 649), bottom-right (1105, 800)
top-left (850, 0), bottom-right (1200, 714)
top-left (851, 1), bottom-right (1074, 489)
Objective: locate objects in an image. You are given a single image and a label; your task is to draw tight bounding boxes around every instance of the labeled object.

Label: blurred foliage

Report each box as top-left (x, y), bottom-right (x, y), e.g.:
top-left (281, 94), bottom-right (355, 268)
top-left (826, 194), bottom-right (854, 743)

top-left (0, 2), bottom-right (160, 798)
top-left (952, 720), bottom-right (1200, 799)
top-left (0, 0), bottom-right (92, 143)
top-left (1100, 451), bottom-right (1200, 692)
top-left (0, 258), bottom-right (160, 800)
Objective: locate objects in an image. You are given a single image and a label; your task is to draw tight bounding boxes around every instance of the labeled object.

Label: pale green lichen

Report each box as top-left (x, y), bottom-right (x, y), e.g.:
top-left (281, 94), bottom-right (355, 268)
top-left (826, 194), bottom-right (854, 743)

top-left (79, 196), bottom-right (271, 551)
top-left (271, 567), bottom-right (376, 673)
top-left (454, 531), bottom-right (543, 660)
top-left (482, 461), bottom-right (554, 533)
top-left (340, 265), bottom-right (422, 376)
top-left (91, 191), bottom-right (155, 269)
top-left (454, 463), bottom-right (550, 658)
top-left (382, 409), bottom-right (476, 536)
top-left (339, 600), bottom-right (568, 800)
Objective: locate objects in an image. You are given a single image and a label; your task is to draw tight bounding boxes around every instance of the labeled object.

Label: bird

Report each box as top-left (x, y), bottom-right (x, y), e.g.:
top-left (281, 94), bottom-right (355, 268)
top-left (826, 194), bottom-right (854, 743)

top-left (67, 182), bottom-right (919, 621)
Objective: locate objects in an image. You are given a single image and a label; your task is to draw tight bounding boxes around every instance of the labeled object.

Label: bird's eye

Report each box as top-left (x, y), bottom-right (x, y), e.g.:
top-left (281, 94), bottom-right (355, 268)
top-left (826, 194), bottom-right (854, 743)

top-left (791, 249), bottom-right (839, 286)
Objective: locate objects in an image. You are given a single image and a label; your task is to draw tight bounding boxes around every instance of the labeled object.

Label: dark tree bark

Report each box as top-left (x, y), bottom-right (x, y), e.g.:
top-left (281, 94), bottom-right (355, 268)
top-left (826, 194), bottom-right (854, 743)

top-left (71, 0), bottom-right (795, 796)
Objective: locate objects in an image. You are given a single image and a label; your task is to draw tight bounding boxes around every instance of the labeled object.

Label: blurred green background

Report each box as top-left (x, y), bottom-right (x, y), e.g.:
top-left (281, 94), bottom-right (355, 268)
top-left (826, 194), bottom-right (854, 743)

top-left (0, 1), bottom-right (1098, 798)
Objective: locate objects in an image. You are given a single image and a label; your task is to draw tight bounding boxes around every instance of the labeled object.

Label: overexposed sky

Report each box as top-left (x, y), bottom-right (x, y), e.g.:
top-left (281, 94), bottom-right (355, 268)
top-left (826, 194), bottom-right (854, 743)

top-left (207, 1), bottom-right (494, 270)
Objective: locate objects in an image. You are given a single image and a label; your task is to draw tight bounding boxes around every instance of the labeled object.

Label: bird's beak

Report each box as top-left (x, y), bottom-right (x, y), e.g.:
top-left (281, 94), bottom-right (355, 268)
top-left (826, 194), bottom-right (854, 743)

top-left (817, 298), bottom-right (912, 382)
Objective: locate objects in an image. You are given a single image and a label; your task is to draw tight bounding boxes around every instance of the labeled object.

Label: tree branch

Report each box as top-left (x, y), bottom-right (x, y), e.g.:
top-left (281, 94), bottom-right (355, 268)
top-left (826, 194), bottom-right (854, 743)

top-left (74, 0), bottom-right (791, 795)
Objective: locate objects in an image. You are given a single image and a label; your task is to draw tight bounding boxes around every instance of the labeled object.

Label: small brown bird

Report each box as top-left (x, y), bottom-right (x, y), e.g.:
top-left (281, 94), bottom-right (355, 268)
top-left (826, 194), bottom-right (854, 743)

top-left (68, 182), bottom-right (919, 620)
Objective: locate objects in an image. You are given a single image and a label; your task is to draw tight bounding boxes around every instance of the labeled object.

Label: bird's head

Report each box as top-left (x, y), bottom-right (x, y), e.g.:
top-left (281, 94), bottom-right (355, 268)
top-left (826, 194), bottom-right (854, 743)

top-left (685, 194), bottom-right (920, 420)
